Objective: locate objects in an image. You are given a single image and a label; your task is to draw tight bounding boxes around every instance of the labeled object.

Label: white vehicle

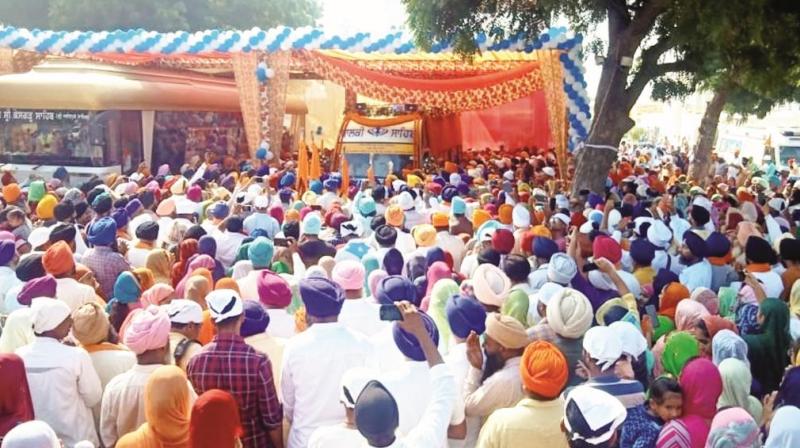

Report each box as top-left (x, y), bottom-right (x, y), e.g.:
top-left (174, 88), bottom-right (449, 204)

top-left (716, 125), bottom-right (800, 170)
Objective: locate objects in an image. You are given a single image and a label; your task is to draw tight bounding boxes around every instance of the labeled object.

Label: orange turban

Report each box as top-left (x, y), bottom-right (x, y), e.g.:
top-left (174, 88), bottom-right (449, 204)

top-left (659, 282), bottom-right (690, 320)
top-left (285, 208), bottom-right (300, 223)
top-left (498, 204), bottom-right (513, 225)
top-left (215, 277), bottom-right (240, 294)
top-left (444, 161), bottom-right (458, 174)
top-left (431, 212), bottom-right (449, 229)
top-left (472, 209), bottom-right (491, 230)
top-left (43, 240), bottom-right (75, 276)
top-left (530, 225), bottom-right (553, 239)
top-left (2, 183), bottom-right (21, 203)
top-left (385, 205), bottom-right (405, 228)
top-left (519, 340), bottom-right (568, 399)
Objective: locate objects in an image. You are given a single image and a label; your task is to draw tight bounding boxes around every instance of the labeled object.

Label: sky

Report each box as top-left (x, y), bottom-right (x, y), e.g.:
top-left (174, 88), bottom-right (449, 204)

top-left (319, 0), bottom-right (408, 34)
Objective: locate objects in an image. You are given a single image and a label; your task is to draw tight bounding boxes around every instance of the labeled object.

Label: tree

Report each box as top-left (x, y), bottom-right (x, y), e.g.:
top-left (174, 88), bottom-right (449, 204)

top-left (402, 0), bottom-right (800, 193)
top-left (0, 0), bottom-right (320, 31)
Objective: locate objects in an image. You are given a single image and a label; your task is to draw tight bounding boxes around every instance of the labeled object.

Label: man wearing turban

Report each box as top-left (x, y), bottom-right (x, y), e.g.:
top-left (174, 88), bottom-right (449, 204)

top-left (463, 313), bottom-right (529, 431)
top-left (100, 305), bottom-right (178, 448)
top-left (43, 241), bottom-right (98, 312)
top-left (678, 230), bottom-right (713, 290)
top-left (17, 298), bottom-right (103, 447)
top-left (476, 340), bottom-right (569, 447)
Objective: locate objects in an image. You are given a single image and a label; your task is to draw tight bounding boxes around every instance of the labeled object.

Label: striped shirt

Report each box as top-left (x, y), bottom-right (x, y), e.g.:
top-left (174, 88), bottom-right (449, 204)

top-left (584, 375), bottom-right (646, 409)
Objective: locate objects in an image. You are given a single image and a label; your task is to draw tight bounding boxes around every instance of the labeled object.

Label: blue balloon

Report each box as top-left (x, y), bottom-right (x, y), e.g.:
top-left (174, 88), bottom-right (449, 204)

top-left (255, 148), bottom-right (268, 160)
top-left (541, 33), bottom-right (551, 42)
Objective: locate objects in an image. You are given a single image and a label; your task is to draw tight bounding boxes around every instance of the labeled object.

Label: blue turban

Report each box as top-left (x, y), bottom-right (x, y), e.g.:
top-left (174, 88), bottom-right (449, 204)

top-left (706, 231), bottom-right (731, 258)
top-left (198, 235), bottom-right (217, 257)
top-left (533, 237), bottom-right (558, 261)
top-left (383, 249), bottom-right (404, 276)
top-left (279, 188), bottom-right (294, 203)
top-left (91, 193), bottom-right (113, 214)
top-left (300, 276), bottom-right (345, 318)
top-left (125, 199), bottom-right (143, 217)
top-left (652, 268), bottom-right (679, 303)
top-left (456, 182), bottom-right (470, 196)
top-left (433, 176), bottom-right (446, 187)
top-left (111, 208), bottom-right (129, 230)
top-left (683, 230), bottom-right (707, 259)
top-left (241, 299), bottom-right (270, 337)
top-left (323, 179), bottom-right (339, 191)
top-left (250, 228), bottom-right (269, 239)
top-left (629, 239), bottom-right (656, 266)
top-left (220, 174), bottom-right (236, 191)
top-left (248, 237), bottom-right (274, 269)
top-left (425, 247), bottom-right (446, 268)
top-left (256, 165), bottom-right (269, 177)
top-left (88, 217), bottom-right (117, 246)
top-left (451, 197), bottom-right (467, 216)
top-left (309, 180), bottom-right (323, 194)
top-left (446, 294), bottom-right (487, 338)
top-left (0, 240), bottom-right (15, 266)
top-left (279, 172), bottom-right (296, 188)
top-left (302, 213), bottom-right (322, 236)
top-left (113, 272), bottom-right (141, 303)
top-left (587, 193), bottom-right (604, 209)
top-left (392, 312), bottom-right (438, 361)
top-left (375, 275), bottom-right (417, 305)
top-left (358, 197), bottom-right (377, 216)
top-left (441, 185), bottom-right (457, 202)
top-left (210, 201), bottom-right (230, 219)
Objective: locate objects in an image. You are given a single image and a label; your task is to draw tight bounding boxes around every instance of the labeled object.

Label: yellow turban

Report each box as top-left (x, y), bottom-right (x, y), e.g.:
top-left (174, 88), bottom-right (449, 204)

top-left (36, 194), bottom-right (58, 220)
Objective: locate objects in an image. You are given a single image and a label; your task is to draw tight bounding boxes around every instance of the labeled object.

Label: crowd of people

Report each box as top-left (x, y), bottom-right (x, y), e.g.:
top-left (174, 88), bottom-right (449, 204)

top-left (0, 147), bottom-right (799, 448)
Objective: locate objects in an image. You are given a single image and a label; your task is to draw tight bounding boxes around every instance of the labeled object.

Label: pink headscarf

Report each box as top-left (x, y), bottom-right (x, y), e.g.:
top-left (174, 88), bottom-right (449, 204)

top-left (736, 222), bottom-right (762, 247)
top-left (425, 262), bottom-right (452, 297)
top-left (140, 284), bottom-right (175, 307)
top-left (269, 204), bottom-right (284, 225)
top-left (678, 358), bottom-right (723, 447)
top-left (368, 269), bottom-right (388, 298)
top-left (675, 300), bottom-right (710, 331)
top-left (123, 305), bottom-right (171, 355)
top-left (689, 288), bottom-right (719, 316)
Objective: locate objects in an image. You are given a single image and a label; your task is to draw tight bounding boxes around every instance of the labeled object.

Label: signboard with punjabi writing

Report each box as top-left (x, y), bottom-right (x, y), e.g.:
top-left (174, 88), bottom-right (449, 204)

top-left (341, 120), bottom-right (415, 145)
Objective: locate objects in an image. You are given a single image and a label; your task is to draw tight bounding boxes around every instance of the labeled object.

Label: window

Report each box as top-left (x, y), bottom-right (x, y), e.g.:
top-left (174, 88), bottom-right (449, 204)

top-left (0, 108), bottom-right (142, 168)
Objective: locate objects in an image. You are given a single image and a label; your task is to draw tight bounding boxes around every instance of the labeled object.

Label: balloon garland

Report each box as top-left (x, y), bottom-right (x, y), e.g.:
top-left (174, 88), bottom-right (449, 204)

top-left (0, 25), bottom-right (590, 150)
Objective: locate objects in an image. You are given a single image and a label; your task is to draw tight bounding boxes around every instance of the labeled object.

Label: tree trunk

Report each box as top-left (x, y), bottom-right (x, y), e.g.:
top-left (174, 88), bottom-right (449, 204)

top-left (689, 86), bottom-right (729, 184)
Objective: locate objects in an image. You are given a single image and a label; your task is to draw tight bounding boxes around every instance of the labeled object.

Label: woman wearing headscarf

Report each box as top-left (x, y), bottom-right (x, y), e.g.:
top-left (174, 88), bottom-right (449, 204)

top-left (659, 282), bottom-right (690, 321)
top-left (419, 261), bottom-right (452, 311)
top-left (656, 358), bottom-right (723, 448)
top-left (140, 284), bottom-right (176, 308)
top-left (116, 365), bottom-right (191, 448)
top-left (735, 285), bottom-right (761, 336)
top-left (692, 315), bottom-right (737, 357)
top-left (107, 272), bottom-right (143, 333)
top-left (0, 308), bottom-right (34, 354)
top-left (146, 249), bottom-right (173, 286)
top-left (743, 298), bottom-right (791, 393)
top-left (689, 287), bottom-right (719, 315)
top-left (0, 354), bottom-right (35, 438)
top-left (171, 239), bottom-right (198, 287)
top-left (705, 407), bottom-right (761, 448)
top-left (133, 267), bottom-right (156, 292)
top-left (718, 358), bottom-right (763, 423)
top-left (712, 329), bottom-right (750, 366)
top-left (183, 274), bottom-right (216, 345)
top-left (188, 235), bottom-right (225, 282)
top-left (426, 278), bottom-right (459, 354)
top-left (175, 256), bottom-right (215, 297)
top-left (660, 331), bottom-right (701, 378)
top-left (764, 406), bottom-right (800, 448)
top-left (189, 390), bottom-right (243, 448)
top-left (789, 281), bottom-right (800, 340)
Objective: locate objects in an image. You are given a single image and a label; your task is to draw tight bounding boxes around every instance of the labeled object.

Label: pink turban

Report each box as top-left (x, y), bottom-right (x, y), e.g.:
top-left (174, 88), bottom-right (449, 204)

top-left (140, 284), bottom-right (175, 307)
top-left (189, 254), bottom-right (216, 272)
top-left (123, 305), bottom-right (171, 355)
top-left (269, 204), bottom-right (284, 225)
top-left (368, 269), bottom-right (388, 297)
top-left (331, 260), bottom-right (366, 292)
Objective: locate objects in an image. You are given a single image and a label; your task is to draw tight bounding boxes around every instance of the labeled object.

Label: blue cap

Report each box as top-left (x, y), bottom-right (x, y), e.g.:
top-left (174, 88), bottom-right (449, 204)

top-left (451, 197), bottom-right (466, 216)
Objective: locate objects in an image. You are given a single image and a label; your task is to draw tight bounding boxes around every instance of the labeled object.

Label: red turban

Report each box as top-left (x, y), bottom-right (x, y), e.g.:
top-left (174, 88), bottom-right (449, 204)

top-left (592, 236), bottom-right (622, 264)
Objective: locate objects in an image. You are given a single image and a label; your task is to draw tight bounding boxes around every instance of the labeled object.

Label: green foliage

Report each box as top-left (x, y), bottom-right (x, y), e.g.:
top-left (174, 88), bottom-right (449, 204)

top-left (0, 0), bottom-right (320, 31)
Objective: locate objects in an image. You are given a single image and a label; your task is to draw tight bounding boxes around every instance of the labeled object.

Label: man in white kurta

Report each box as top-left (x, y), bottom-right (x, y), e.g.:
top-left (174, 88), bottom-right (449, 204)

top-left (16, 298), bottom-right (102, 447)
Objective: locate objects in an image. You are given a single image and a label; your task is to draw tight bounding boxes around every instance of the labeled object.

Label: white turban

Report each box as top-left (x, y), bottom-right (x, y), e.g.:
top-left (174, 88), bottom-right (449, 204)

top-left (548, 253), bottom-right (577, 286)
top-left (449, 173), bottom-right (461, 185)
top-left (546, 288), bottom-right (593, 339)
top-left (647, 220), bottom-right (672, 249)
top-left (693, 196), bottom-right (713, 212)
top-left (582, 326), bottom-right (623, 371)
top-left (0, 420), bottom-right (61, 448)
top-left (555, 194), bottom-right (570, 211)
top-left (512, 204), bottom-right (531, 228)
top-left (472, 264), bottom-right (511, 307)
top-left (30, 298), bottom-right (71, 334)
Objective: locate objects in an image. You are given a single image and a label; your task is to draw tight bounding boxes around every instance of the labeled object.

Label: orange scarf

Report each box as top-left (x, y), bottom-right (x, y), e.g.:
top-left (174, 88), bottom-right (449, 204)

top-left (746, 263), bottom-right (772, 273)
top-left (83, 342), bottom-right (129, 353)
top-left (708, 252), bottom-right (733, 266)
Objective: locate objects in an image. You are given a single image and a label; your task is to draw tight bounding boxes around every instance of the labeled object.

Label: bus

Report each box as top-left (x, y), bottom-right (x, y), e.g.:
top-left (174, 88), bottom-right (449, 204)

top-left (0, 58), bottom-right (307, 184)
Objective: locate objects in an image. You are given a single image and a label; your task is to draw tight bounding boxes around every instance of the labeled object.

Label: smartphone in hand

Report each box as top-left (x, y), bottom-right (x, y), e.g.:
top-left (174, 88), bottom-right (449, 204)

top-left (379, 304), bottom-right (404, 321)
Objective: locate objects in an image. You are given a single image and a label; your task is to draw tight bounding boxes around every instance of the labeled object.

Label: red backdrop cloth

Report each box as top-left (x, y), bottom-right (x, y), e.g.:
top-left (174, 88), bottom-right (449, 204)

top-left (460, 91), bottom-right (552, 153)
top-left (425, 114), bottom-right (463, 160)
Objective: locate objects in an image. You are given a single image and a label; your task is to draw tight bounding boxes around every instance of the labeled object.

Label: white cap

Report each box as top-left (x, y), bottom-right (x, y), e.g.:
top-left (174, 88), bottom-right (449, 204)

top-left (542, 166), bottom-right (556, 177)
top-left (647, 220), bottom-right (672, 249)
top-left (340, 219), bottom-right (365, 238)
top-left (30, 297), bottom-right (72, 333)
top-left (564, 386), bottom-right (627, 445)
top-left (165, 299), bottom-right (204, 324)
top-left (503, 170), bottom-right (515, 181)
top-left (692, 196), bottom-right (713, 212)
top-left (607, 209), bottom-right (622, 230)
top-left (254, 195), bottom-right (270, 209)
top-left (28, 225), bottom-right (54, 250)
top-left (582, 326), bottom-right (623, 371)
top-left (550, 213), bottom-right (571, 227)
top-left (175, 198), bottom-right (197, 215)
top-left (768, 197), bottom-right (786, 212)
top-left (206, 289), bottom-right (243, 323)
top-left (512, 204), bottom-right (530, 228)
top-left (609, 321), bottom-right (647, 358)
top-left (533, 282), bottom-right (565, 307)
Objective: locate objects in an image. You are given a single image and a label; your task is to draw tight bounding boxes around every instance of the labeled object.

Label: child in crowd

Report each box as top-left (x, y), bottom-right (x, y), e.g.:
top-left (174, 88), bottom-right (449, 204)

top-left (620, 377), bottom-right (683, 448)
